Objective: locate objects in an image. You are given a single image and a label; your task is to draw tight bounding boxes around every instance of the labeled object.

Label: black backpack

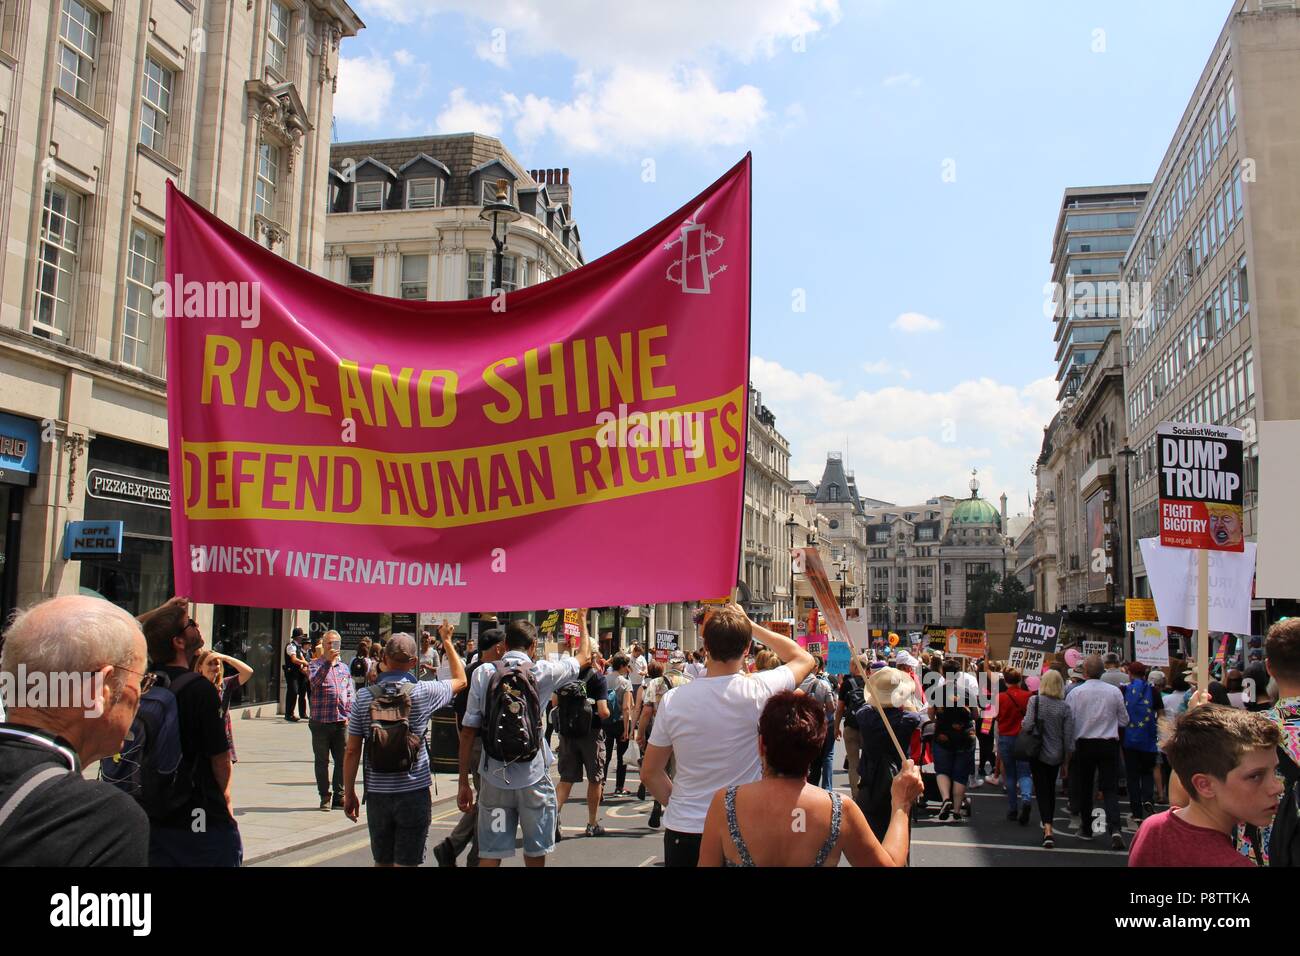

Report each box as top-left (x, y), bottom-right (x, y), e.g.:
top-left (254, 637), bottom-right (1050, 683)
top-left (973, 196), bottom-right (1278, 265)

top-left (482, 659), bottom-right (543, 764)
top-left (364, 682), bottom-right (423, 774)
top-left (556, 671), bottom-right (595, 739)
top-left (100, 670), bottom-right (202, 819)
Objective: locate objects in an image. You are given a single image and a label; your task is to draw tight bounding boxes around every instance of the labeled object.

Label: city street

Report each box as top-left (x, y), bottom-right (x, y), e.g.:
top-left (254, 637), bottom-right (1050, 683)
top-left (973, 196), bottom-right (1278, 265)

top-left (260, 739), bottom-right (1130, 868)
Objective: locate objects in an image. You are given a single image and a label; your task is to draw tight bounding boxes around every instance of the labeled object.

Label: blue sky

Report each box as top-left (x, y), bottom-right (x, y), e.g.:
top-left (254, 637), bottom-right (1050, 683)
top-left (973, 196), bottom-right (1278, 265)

top-left (337, 0), bottom-right (1234, 513)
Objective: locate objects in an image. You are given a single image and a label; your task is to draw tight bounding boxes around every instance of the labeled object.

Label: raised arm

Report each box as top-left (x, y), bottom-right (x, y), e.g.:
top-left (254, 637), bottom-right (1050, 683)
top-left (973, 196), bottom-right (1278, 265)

top-left (439, 621), bottom-right (467, 695)
top-left (746, 607), bottom-right (814, 685)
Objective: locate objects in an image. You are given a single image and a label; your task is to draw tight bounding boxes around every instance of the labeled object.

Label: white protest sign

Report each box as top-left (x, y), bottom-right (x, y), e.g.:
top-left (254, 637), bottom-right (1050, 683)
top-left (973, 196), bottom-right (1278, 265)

top-left (1008, 647), bottom-right (1046, 675)
top-left (844, 620), bottom-right (871, 654)
top-left (1082, 640), bottom-right (1109, 659)
top-left (421, 612), bottom-right (464, 629)
top-left (1139, 537), bottom-right (1256, 635)
top-left (1132, 622), bottom-right (1169, 668)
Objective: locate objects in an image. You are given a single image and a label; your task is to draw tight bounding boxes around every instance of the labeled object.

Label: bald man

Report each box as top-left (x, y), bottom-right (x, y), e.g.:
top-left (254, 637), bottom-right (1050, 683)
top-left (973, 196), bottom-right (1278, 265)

top-left (0, 595), bottom-right (150, 866)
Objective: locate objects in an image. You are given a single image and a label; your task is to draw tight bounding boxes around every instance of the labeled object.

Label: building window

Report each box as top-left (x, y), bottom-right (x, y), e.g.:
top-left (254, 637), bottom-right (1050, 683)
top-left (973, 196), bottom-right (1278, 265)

top-left (254, 142), bottom-right (279, 219)
top-left (501, 255), bottom-right (527, 292)
top-left (406, 179), bottom-right (441, 209)
top-left (122, 226), bottom-right (161, 368)
top-left (33, 184), bottom-right (82, 340)
top-left (139, 57), bottom-right (172, 151)
top-left (400, 254), bottom-right (428, 300)
top-left (353, 181), bottom-right (383, 212)
top-left (466, 251), bottom-right (486, 298)
top-left (348, 256), bottom-right (373, 293)
top-left (266, 0), bottom-right (290, 76)
top-left (58, 0), bottom-right (99, 102)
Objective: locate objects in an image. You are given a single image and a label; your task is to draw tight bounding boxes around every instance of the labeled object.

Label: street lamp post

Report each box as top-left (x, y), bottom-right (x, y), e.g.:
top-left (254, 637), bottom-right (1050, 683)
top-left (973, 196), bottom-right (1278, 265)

top-left (479, 179), bottom-right (522, 296)
top-left (1117, 445), bottom-right (1137, 600)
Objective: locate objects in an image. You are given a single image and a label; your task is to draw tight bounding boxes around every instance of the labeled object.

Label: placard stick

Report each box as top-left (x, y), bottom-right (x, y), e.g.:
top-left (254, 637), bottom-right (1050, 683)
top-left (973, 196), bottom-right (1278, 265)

top-left (1197, 549), bottom-right (1210, 694)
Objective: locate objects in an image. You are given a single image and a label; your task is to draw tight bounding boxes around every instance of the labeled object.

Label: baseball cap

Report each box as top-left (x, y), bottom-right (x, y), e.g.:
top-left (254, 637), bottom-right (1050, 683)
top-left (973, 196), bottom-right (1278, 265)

top-left (384, 633), bottom-right (419, 663)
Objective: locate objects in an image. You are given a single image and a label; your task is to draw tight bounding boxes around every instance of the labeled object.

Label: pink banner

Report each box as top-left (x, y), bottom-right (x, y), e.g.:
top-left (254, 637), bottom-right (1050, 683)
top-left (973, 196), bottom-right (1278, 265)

top-left (165, 156), bottom-right (751, 611)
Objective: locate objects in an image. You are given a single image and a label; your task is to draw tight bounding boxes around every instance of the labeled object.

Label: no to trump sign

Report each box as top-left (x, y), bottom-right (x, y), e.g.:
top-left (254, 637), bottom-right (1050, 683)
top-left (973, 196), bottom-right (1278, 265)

top-left (1156, 422), bottom-right (1244, 552)
top-left (1011, 611), bottom-right (1062, 655)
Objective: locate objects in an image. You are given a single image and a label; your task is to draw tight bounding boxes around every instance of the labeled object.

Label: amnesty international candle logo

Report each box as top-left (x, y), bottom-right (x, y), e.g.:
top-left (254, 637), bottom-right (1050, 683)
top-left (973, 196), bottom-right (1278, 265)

top-left (164, 156), bottom-right (753, 613)
top-left (1156, 421), bottom-right (1244, 552)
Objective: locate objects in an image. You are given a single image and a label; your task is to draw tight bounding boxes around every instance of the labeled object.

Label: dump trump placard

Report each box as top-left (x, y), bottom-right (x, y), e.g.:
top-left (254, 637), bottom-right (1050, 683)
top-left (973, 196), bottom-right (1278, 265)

top-left (1156, 422), bottom-right (1244, 552)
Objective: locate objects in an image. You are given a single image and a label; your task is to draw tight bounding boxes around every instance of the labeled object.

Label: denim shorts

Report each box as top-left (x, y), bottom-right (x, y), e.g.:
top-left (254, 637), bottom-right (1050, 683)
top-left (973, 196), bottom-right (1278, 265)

top-left (932, 744), bottom-right (975, 781)
top-left (366, 788), bottom-right (432, 866)
top-left (476, 773), bottom-right (557, 859)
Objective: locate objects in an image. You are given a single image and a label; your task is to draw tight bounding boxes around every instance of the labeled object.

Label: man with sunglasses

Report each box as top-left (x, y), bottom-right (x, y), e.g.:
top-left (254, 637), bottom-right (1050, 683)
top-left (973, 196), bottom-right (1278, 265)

top-left (0, 595), bottom-right (151, 866)
top-left (139, 596), bottom-right (242, 867)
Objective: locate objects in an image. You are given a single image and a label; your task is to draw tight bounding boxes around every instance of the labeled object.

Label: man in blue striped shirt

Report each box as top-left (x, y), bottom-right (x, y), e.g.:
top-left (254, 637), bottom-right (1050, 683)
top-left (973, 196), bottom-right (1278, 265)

top-left (342, 627), bottom-right (465, 866)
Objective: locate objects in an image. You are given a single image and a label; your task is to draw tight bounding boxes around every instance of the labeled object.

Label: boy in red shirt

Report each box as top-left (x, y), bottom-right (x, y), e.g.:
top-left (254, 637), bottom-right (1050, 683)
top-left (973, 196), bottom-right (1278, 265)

top-left (1129, 704), bottom-right (1283, 867)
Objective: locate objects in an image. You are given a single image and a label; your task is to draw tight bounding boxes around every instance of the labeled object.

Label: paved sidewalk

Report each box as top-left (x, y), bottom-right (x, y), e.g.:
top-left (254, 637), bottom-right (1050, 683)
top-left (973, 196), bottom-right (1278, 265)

top-left (228, 708), bottom-right (459, 865)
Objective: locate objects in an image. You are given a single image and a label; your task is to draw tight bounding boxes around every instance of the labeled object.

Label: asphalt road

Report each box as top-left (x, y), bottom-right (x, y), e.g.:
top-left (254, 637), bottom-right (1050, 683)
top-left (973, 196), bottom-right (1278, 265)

top-left (259, 740), bottom-right (1135, 868)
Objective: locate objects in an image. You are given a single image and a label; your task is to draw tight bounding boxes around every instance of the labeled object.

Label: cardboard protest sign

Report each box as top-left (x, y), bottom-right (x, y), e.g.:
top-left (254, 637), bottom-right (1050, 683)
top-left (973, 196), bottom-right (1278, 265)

top-left (1133, 622), bottom-right (1169, 668)
top-left (827, 642), bottom-right (851, 675)
top-left (952, 629), bottom-right (987, 657)
top-left (1139, 537), bottom-right (1256, 635)
top-left (1157, 422), bottom-right (1244, 552)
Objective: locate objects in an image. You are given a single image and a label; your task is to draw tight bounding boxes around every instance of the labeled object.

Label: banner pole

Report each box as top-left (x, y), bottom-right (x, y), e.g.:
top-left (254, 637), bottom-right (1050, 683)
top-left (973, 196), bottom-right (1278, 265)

top-left (1197, 548), bottom-right (1209, 694)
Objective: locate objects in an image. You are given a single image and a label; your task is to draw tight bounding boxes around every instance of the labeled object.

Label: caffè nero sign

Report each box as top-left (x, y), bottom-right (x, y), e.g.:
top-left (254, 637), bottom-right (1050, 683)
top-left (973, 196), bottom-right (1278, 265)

top-left (85, 468), bottom-right (171, 510)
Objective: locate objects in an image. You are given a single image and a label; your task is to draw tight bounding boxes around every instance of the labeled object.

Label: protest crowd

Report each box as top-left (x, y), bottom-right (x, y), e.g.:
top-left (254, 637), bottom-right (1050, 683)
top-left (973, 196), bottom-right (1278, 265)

top-left (0, 591), bottom-right (1295, 870)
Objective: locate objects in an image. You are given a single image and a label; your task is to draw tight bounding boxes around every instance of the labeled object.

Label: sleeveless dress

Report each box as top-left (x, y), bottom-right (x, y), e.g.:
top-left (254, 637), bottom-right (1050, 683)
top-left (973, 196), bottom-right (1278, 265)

top-left (723, 786), bottom-right (842, 867)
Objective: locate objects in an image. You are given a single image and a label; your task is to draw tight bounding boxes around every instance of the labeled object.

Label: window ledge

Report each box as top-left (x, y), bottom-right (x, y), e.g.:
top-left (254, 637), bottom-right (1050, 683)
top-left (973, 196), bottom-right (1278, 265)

top-left (137, 142), bottom-right (181, 176)
top-left (53, 87), bottom-right (109, 129)
top-left (0, 49), bottom-right (17, 69)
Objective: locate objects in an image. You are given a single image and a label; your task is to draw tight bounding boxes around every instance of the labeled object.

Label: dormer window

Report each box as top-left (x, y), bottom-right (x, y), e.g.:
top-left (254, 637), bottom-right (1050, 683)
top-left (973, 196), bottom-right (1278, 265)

top-left (829, 484), bottom-right (839, 501)
top-left (354, 181), bottom-right (383, 212)
top-left (406, 179), bottom-right (441, 209)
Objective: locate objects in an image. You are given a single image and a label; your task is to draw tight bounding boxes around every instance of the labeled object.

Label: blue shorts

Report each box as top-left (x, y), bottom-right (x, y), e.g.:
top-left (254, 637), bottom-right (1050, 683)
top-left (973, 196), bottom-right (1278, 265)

top-left (366, 788), bottom-right (432, 866)
top-left (476, 774), bottom-right (557, 859)
top-left (932, 744), bottom-right (975, 782)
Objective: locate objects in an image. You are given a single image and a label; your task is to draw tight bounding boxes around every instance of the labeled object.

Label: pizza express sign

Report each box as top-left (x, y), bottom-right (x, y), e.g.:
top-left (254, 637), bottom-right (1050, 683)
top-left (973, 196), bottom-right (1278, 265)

top-left (86, 468), bottom-right (171, 510)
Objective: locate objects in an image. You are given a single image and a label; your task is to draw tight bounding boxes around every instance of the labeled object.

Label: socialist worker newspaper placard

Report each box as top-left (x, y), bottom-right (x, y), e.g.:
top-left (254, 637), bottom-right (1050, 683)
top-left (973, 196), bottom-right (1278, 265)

top-left (165, 157), bottom-right (751, 611)
top-left (1156, 422), bottom-right (1244, 552)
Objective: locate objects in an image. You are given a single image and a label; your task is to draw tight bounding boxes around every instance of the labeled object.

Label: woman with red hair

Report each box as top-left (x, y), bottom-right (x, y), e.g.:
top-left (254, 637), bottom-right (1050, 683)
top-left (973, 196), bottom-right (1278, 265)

top-left (698, 691), bottom-right (922, 866)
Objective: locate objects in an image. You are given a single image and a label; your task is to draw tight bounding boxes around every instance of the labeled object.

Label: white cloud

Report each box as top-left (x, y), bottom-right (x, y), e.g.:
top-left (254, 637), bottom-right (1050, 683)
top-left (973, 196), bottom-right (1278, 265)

top-left (404, 1), bottom-right (841, 69)
top-left (504, 66), bottom-right (766, 153)
top-left (891, 311), bottom-right (943, 334)
top-left (752, 356), bottom-right (1057, 509)
top-left (882, 72), bottom-right (921, 88)
top-left (334, 56), bottom-right (397, 127)
top-left (862, 359), bottom-right (912, 378)
top-left (392, 49), bottom-right (415, 67)
top-left (358, 1), bottom-right (841, 154)
top-left (435, 87), bottom-right (504, 136)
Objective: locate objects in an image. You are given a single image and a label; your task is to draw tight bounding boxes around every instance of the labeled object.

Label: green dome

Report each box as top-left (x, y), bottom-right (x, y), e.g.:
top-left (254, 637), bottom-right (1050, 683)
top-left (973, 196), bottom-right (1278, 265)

top-left (952, 496), bottom-right (1001, 527)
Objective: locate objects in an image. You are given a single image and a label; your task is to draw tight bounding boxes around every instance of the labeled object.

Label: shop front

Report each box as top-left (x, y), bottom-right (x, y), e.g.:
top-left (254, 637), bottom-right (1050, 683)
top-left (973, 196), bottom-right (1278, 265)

top-left (0, 412), bottom-right (40, 626)
top-left (78, 437), bottom-right (174, 617)
top-left (77, 435), bottom-right (281, 706)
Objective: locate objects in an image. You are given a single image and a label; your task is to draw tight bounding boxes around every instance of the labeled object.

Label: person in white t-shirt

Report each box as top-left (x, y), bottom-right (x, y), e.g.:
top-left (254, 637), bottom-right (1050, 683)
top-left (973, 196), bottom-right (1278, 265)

top-left (641, 604), bottom-right (816, 868)
top-left (629, 647), bottom-right (647, 689)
